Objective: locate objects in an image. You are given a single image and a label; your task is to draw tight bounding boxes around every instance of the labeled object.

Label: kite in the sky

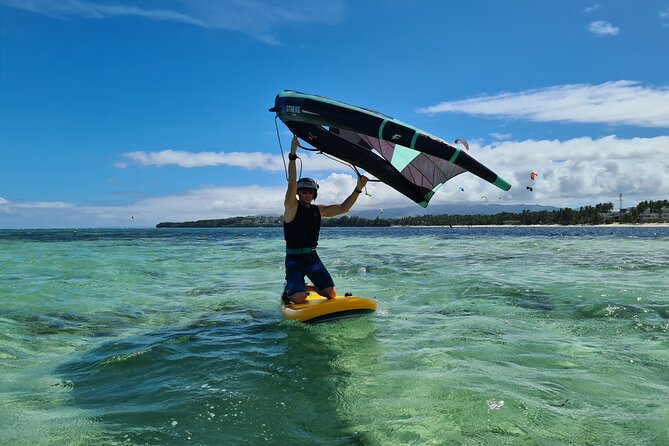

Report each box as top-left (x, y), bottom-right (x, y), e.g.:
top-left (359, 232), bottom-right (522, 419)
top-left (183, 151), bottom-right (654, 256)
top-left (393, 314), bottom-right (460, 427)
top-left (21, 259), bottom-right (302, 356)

top-left (527, 171), bottom-right (538, 192)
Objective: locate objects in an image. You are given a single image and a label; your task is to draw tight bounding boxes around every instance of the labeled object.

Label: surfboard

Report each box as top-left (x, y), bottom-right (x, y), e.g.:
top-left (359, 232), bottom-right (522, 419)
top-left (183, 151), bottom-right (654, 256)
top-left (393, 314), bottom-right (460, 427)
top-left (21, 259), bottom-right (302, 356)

top-left (280, 292), bottom-right (376, 323)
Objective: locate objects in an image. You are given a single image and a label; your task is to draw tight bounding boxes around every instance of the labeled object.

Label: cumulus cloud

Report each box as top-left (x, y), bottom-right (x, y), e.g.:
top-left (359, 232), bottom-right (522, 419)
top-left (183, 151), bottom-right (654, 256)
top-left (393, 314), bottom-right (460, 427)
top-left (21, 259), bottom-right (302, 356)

top-left (660, 7), bottom-right (669, 27)
top-left (3, 135), bottom-right (668, 228)
top-left (583, 4), bottom-right (601, 13)
top-left (137, 185), bottom-right (285, 220)
top-left (0, 198), bottom-right (73, 210)
top-left (587, 20), bottom-right (620, 36)
top-left (417, 81), bottom-right (669, 127)
top-left (119, 150), bottom-right (285, 170)
top-left (453, 135), bottom-right (669, 207)
top-left (490, 132), bottom-right (512, 141)
top-left (0, 176), bottom-right (364, 227)
top-left (0, 0), bottom-right (345, 45)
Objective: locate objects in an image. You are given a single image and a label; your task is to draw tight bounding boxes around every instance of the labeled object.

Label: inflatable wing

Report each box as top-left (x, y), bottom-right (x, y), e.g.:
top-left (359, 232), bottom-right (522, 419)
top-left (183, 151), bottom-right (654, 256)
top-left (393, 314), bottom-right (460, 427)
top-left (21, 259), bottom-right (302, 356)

top-left (270, 90), bottom-right (511, 208)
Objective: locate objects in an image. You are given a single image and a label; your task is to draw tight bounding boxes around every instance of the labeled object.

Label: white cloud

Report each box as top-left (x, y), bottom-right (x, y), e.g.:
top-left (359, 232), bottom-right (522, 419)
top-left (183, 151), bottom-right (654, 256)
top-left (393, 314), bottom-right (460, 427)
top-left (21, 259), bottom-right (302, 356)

top-left (0, 0), bottom-right (207, 25)
top-left (13, 201), bottom-right (73, 209)
top-left (417, 81), bottom-right (669, 128)
top-left (137, 185), bottom-right (285, 220)
top-left (0, 198), bottom-right (73, 210)
top-left (0, 176), bottom-right (364, 227)
top-left (117, 149), bottom-right (346, 171)
top-left (660, 7), bottom-right (669, 27)
top-left (583, 4), bottom-right (601, 13)
top-left (0, 0), bottom-right (345, 45)
top-left (2, 134), bottom-right (668, 228)
top-left (456, 135), bottom-right (669, 207)
top-left (490, 132), bottom-right (512, 140)
top-left (587, 20), bottom-right (620, 36)
top-left (131, 173), bottom-right (409, 222)
top-left (120, 150), bottom-right (285, 169)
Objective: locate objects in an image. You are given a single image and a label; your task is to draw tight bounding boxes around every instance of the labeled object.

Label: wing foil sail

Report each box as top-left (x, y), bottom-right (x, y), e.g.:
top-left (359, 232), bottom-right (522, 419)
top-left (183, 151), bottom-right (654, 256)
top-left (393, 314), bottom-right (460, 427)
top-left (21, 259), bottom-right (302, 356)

top-left (271, 90), bottom-right (511, 207)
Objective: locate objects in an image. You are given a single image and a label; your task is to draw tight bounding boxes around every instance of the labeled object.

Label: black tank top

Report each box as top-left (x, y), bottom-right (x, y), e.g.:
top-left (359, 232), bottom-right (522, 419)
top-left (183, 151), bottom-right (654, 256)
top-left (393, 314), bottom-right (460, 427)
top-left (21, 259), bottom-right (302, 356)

top-left (284, 203), bottom-right (321, 249)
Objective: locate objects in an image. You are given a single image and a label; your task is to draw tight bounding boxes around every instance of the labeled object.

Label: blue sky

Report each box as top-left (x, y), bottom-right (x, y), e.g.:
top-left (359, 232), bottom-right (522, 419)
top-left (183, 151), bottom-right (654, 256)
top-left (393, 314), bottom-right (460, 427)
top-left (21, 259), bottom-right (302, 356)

top-left (1, 0), bottom-right (668, 228)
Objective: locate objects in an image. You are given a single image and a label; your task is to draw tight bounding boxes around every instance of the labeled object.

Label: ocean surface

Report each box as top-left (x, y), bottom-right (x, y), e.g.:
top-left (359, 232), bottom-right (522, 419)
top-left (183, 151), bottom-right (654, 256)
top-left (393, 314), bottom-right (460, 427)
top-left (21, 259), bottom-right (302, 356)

top-left (1, 226), bottom-right (668, 446)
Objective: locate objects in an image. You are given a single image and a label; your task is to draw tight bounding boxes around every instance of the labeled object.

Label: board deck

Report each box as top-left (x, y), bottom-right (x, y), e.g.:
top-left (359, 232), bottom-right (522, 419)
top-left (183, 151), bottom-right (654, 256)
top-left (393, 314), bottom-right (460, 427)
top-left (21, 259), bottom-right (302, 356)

top-left (281, 292), bottom-right (376, 322)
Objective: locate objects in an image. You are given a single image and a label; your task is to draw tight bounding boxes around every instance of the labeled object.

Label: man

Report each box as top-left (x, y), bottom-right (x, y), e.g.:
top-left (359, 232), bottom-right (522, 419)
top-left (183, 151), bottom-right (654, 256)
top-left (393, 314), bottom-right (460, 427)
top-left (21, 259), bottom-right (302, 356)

top-left (282, 135), bottom-right (368, 304)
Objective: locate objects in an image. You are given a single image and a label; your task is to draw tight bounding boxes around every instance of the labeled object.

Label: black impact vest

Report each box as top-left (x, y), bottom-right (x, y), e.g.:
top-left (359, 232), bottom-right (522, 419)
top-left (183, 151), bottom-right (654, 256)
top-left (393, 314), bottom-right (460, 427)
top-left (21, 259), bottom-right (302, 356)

top-left (284, 203), bottom-right (321, 250)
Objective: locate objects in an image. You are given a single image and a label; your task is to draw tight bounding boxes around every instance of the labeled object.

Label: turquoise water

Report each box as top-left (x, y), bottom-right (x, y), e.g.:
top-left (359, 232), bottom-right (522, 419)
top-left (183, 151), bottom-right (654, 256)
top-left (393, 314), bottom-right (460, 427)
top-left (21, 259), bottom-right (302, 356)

top-left (1, 227), bottom-right (668, 445)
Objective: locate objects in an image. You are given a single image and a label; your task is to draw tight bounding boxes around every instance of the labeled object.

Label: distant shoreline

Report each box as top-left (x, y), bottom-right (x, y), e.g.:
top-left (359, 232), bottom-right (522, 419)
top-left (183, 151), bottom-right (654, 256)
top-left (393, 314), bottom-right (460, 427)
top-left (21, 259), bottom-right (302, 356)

top-left (156, 200), bottom-right (669, 228)
top-left (394, 223), bottom-right (669, 228)
top-left (3, 223), bottom-right (669, 231)
top-left (154, 222), bottom-right (669, 229)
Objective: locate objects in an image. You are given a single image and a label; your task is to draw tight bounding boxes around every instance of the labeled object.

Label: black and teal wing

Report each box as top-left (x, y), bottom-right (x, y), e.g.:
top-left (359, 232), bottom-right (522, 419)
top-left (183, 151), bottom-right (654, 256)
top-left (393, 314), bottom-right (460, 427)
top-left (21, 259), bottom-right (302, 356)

top-left (271, 90), bottom-right (511, 207)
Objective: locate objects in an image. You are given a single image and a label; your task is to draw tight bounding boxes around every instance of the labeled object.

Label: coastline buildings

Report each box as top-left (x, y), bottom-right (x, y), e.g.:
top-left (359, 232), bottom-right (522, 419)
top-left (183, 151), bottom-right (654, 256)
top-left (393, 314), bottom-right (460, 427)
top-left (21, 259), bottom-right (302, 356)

top-left (639, 206), bottom-right (669, 223)
top-left (600, 206), bottom-right (669, 223)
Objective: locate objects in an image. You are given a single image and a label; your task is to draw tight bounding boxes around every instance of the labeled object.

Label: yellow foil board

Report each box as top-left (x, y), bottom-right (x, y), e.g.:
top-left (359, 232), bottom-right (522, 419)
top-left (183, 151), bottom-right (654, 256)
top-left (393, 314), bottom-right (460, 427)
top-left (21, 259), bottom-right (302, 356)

top-left (281, 292), bottom-right (376, 322)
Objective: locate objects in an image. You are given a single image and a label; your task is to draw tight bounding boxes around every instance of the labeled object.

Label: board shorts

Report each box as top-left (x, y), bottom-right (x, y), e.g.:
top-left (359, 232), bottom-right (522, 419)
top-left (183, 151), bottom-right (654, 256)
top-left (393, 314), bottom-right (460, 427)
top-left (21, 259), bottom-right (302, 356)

top-left (285, 252), bottom-right (335, 296)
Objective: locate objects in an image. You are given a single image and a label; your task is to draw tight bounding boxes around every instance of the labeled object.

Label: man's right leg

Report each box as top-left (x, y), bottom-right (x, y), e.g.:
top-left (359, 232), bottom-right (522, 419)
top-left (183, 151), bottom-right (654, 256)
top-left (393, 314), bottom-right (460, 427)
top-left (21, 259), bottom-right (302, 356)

top-left (285, 256), bottom-right (308, 304)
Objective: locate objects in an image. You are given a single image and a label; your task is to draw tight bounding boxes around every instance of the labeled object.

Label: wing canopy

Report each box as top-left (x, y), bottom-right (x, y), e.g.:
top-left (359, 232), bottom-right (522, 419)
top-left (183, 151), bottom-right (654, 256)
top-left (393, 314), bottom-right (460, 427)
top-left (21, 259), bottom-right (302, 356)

top-left (333, 127), bottom-right (467, 206)
top-left (272, 90), bottom-right (511, 207)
